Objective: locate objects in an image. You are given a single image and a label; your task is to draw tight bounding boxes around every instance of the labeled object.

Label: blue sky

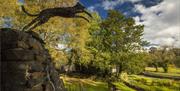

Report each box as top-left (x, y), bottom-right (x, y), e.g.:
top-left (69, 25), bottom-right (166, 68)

top-left (80, 0), bottom-right (163, 18)
top-left (4, 0), bottom-right (180, 48)
top-left (80, 0), bottom-right (180, 48)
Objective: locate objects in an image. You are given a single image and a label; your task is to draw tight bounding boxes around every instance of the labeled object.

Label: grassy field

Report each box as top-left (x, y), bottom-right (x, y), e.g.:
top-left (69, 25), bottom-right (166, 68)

top-left (127, 75), bottom-right (180, 91)
top-left (61, 76), bottom-right (109, 91)
top-left (145, 67), bottom-right (180, 76)
top-left (113, 82), bottom-right (136, 91)
top-left (116, 67), bottom-right (180, 91)
top-left (61, 67), bottom-right (180, 91)
top-left (61, 76), bottom-right (135, 91)
top-left (62, 75), bottom-right (180, 91)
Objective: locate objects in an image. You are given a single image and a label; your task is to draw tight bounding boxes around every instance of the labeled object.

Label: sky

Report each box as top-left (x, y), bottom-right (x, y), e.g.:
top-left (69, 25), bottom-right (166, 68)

top-left (80, 0), bottom-right (180, 48)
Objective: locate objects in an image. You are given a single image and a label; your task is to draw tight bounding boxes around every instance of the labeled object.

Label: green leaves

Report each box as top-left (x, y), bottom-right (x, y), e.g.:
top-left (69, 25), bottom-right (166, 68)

top-left (86, 10), bottom-right (147, 75)
top-left (1, 1), bottom-right (150, 76)
top-left (149, 47), bottom-right (176, 72)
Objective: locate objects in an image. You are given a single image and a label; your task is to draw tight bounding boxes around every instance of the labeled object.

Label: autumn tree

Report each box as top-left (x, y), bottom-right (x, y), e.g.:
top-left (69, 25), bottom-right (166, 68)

top-left (0, 0), bottom-right (92, 70)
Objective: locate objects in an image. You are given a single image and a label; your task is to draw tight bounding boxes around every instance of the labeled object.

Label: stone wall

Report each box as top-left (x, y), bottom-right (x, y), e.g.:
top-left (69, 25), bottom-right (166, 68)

top-left (1, 28), bottom-right (66, 91)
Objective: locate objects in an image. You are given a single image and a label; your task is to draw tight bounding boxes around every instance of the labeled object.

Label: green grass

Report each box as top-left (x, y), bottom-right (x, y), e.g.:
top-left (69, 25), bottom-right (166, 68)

top-left (65, 82), bottom-right (108, 91)
top-left (145, 67), bottom-right (180, 74)
top-left (62, 76), bottom-right (135, 91)
top-left (127, 75), bottom-right (180, 91)
top-left (62, 76), bottom-right (109, 91)
top-left (146, 71), bottom-right (180, 77)
top-left (113, 82), bottom-right (135, 91)
top-left (145, 67), bottom-right (180, 77)
top-left (60, 67), bottom-right (180, 91)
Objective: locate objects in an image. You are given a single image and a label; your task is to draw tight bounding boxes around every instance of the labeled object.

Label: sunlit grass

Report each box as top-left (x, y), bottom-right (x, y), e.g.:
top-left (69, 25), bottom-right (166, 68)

top-left (61, 76), bottom-right (109, 91)
top-left (113, 82), bottom-right (135, 91)
top-left (145, 67), bottom-right (180, 73)
top-left (145, 67), bottom-right (180, 76)
top-left (147, 72), bottom-right (180, 77)
top-left (60, 67), bottom-right (180, 91)
top-left (127, 75), bottom-right (180, 91)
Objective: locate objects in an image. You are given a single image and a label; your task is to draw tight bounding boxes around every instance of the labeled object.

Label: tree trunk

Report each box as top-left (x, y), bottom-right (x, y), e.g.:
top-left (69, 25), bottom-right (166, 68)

top-left (155, 66), bottom-right (158, 72)
top-left (153, 63), bottom-right (158, 72)
top-left (162, 64), bottom-right (168, 73)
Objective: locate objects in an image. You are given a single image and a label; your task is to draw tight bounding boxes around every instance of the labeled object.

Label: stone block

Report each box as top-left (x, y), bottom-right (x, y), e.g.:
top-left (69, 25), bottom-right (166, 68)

top-left (35, 55), bottom-right (46, 62)
top-left (17, 41), bottom-right (30, 49)
top-left (3, 49), bottom-right (36, 61)
top-left (28, 38), bottom-right (43, 50)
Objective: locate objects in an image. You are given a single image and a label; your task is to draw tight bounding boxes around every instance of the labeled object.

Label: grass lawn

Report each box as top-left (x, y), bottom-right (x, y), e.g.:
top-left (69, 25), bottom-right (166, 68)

top-left (127, 75), bottom-right (180, 91)
top-left (144, 71), bottom-right (180, 77)
top-left (61, 75), bottom-right (135, 91)
top-left (60, 67), bottom-right (180, 91)
top-left (145, 67), bottom-right (180, 74)
top-left (61, 75), bottom-right (180, 91)
top-left (145, 67), bottom-right (180, 77)
top-left (113, 82), bottom-right (135, 91)
top-left (61, 76), bottom-right (109, 91)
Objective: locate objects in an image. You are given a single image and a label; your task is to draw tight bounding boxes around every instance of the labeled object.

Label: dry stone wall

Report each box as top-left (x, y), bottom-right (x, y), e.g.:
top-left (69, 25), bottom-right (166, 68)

top-left (1, 28), bottom-right (66, 91)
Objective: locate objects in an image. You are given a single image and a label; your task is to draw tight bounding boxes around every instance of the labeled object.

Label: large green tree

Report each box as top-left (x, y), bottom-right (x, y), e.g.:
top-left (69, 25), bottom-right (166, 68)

top-left (87, 10), bottom-right (146, 77)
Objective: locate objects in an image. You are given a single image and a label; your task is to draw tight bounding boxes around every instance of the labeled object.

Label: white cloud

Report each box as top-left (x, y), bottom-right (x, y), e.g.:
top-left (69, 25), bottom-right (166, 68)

top-left (102, 0), bottom-right (141, 10)
top-left (102, 0), bottom-right (119, 10)
top-left (134, 0), bottom-right (180, 48)
top-left (87, 0), bottom-right (180, 48)
top-left (87, 6), bottom-right (96, 12)
top-left (88, 0), bottom-right (141, 11)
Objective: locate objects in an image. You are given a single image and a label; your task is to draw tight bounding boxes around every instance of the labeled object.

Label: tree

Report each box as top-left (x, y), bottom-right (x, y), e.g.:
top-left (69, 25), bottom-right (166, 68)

top-left (87, 10), bottom-right (145, 77)
top-left (171, 48), bottom-right (180, 67)
top-left (0, 0), bottom-right (92, 71)
top-left (149, 47), bottom-right (175, 72)
top-left (149, 47), bottom-right (161, 72)
top-left (160, 47), bottom-right (175, 72)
